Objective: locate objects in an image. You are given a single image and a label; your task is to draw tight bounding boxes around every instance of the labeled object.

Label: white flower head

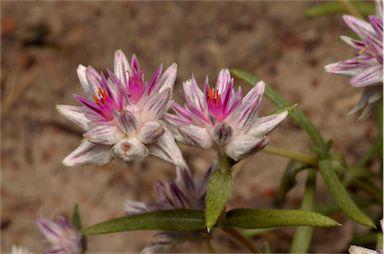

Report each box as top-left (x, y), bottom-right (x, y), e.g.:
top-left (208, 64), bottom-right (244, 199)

top-left (57, 50), bottom-right (186, 168)
top-left (165, 69), bottom-right (287, 161)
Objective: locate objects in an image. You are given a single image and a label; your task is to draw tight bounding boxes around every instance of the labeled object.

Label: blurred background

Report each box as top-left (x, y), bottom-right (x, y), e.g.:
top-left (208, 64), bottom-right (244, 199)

top-left (1, 1), bottom-right (379, 253)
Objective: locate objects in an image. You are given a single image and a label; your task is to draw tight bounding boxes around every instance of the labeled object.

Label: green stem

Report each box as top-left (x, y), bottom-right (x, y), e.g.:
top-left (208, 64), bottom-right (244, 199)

top-left (357, 141), bottom-right (382, 167)
top-left (222, 228), bottom-right (260, 253)
top-left (352, 179), bottom-right (383, 204)
top-left (262, 146), bottom-right (318, 166)
top-left (339, 0), bottom-right (363, 18)
top-left (291, 170), bottom-right (317, 253)
top-left (203, 238), bottom-right (216, 253)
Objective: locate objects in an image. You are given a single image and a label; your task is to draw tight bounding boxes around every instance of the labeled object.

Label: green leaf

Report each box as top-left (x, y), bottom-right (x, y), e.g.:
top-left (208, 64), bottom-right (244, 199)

top-left (277, 160), bottom-right (310, 205)
top-left (72, 204), bottom-right (82, 231)
top-left (224, 208), bottom-right (340, 229)
top-left (291, 170), bottom-right (317, 253)
top-left (318, 159), bottom-right (376, 228)
top-left (231, 69), bottom-right (328, 159)
top-left (305, 1), bottom-right (374, 17)
top-left (205, 168), bottom-right (233, 231)
top-left (82, 209), bottom-right (205, 235)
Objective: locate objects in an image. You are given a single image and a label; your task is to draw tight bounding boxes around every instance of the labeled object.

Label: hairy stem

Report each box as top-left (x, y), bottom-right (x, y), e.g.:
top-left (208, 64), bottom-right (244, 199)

top-left (262, 146), bottom-right (317, 166)
top-left (223, 228), bottom-right (260, 253)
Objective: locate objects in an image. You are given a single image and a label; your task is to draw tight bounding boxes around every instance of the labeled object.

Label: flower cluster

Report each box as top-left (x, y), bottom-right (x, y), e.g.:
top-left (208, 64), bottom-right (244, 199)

top-left (325, 0), bottom-right (383, 119)
top-left (166, 69), bottom-right (288, 161)
top-left (58, 50), bottom-right (287, 167)
top-left (124, 166), bottom-right (214, 252)
top-left (57, 51), bottom-right (186, 168)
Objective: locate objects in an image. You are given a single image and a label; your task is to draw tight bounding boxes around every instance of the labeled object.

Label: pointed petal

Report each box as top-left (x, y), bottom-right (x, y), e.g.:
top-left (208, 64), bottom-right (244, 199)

top-left (83, 125), bottom-right (124, 145)
top-left (143, 89), bottom-right (171, 120)
top-left (178, 125), bottom-right (213, 149)
top-left (138, 121), bottom-right (165, 144)
top-left (369, 16), bottom-right (383, 38)
top-left (351, 65), bottom-right (383, 87)
top-left (215, 69), bottom-right (231, 94)
top-left (157, 63), bottom-right (177, 93)
top-left (324, 55), bottom-right (374, 76)
top-left (124, 200), bottom-right (149, 215)
top-left (148, 128), bottom-right (187, 168)
top-left (85, 66), bottom-right (102, 94)
top-left (349, 86), bottom-right (383, 117)
top-left (118, 110), bottom-right (138, 134)
top-left (113, 137), bottom-right (148, 162)
top-left (147, 64), bottom-right (163, 95)
top-left (56, 105), bottom-right (91, 131)
top-left (114, 50), bottom-right (130, 85)
top-left (238, 81), bottom-right (265, 128)
top-left (183, 77), bottom-right (205, 111)
top-left (36, 217), bottom-right (62, 242)
top-left (225, 135), bottom-right (268, 161)
top-left (340, 36), bottom-right (365, 50)
top-left (343, 15), bottom-right (375, 36)
top-left (63, 140), bottom-right (112, 166)
top-left (77, 65), bottom-right (93, 97)
top-left (348, 245), bottom-right (377, 254)
top-left (247, 111), bottom-right (288, 137)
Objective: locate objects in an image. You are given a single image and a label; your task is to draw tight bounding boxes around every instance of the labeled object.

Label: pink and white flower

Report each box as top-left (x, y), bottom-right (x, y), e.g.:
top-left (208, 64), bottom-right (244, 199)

top-left (165, 69), bottom-right (288, 161)
top-left (36, 216), bottom-right (84, 254)
top-left (57, 50), bottom-right (186, 168)
top-left (325, 0), bottom-right (383, 119)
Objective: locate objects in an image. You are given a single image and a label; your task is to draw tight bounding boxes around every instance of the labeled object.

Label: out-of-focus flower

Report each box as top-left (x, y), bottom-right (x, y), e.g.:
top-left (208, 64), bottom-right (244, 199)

top-left (36, 215), bottom-right (84, 254)
top-left (348, 245), bottom-right (380, 254)
top-left (325, 0), bottom-right (383, 119)
top-left (165, 69), bottom-right (287, 161)
top-left (57, 50), bottom-right (186, 168)
top-left (124, 166), bottom-right (214, 252)
top-left (11, 246), bottom-right (31, 254)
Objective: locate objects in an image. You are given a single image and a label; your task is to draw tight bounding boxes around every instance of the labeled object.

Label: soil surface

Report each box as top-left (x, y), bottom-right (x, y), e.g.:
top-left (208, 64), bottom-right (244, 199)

top-left (1, 1), bottom-right (379, 253)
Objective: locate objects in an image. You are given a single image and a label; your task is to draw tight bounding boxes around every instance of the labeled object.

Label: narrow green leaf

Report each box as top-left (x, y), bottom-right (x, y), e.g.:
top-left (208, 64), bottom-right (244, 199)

top-left (277, 160), bottom-right (310, 205)
top-left (305, 1), bottom-right (374, 17)
top-left (319, 160), bottom-right (375, 228)
top-left (205, 168), bottom-right (233, 231)
top-left (82, 209), bottom-right (205, 235)
top-left (231, 69), bottom-right (328, 158)
top-left (224, 208), bottom-right (340, 229)
top-left (72, 204), bottom-right (82, 231)
top-left (291, 170), bottom-right (317, 253)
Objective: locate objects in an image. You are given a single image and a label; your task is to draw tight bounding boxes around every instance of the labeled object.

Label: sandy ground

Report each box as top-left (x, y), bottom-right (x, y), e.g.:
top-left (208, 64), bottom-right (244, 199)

top-left (1, 1), bottom-right (379, 253)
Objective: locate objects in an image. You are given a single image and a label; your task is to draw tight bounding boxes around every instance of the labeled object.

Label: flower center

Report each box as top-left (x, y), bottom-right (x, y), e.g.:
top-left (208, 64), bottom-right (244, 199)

top-left (93, 87), bottom-right (108, 105)
top-left (207, 88), bottom-right (221, 107)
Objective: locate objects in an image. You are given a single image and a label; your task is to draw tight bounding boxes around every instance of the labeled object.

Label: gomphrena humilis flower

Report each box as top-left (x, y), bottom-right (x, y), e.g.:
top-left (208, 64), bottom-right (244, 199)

top-left (165, 69), bottom-right (288, 161)
top-left (57, 50), bottom-right (186, 167)
top-left (325, 0), bottom-right (383, 119)
top-left (124, 166), bottom-right (214, 252)
top-left (36, 216), bottom-right (84, 254)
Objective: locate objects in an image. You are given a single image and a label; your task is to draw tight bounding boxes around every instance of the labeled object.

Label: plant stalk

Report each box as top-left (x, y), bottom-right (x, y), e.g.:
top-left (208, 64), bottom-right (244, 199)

top-left (339, 0), bottom-right (363, 18)
top-left (291, 170), bottom-right (317, 253)
top-left (262, 146), bottom-right (318, 166)
top-left (222, 228), bottom-right (260, 253)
